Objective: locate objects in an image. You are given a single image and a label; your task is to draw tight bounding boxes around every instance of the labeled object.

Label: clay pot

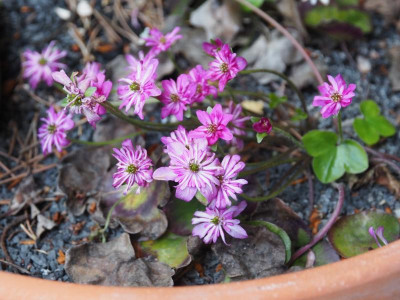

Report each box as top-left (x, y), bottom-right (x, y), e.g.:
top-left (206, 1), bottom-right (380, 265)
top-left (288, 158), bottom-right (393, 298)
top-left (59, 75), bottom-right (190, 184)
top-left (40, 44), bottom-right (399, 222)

top-left (1, 239), bottom-right (399, 300)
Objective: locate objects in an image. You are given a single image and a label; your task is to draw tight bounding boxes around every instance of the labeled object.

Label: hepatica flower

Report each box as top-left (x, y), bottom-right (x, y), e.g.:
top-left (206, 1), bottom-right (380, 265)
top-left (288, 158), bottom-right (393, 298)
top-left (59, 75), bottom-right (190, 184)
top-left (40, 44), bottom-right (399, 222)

top-left (126, 51), bottom-right (156, 78)
top-left (224, 101), bottom-right (250, 150)
top-left (161, 125), bottom-right (194, 152)
top-left (192, 201), bottom-right (248, 244)
top-left (211, 155), bottom-right (248, 209)
top-left (23, 41), bottom-right (67, 89)
top-left (160, 74), bottom-right (196, 121)
top-left (207, 44), bottom-right (247, 92)
top-left (368, 226), bottom-right (389, 248)
top-left (312, 74), bottom-right (356, 118)
top-left (190, 104), bottom-right (233, 145)
top-left (253, 117), bottom-right (272, 134)
top-left (202, 38), bottom-right (224, 57)
top-left (153, 139), bottom-right (221, 202)
top-left (118, 58), bottom-right (161, 119)
top-left (38, 106), bottom-right (74, 155)
top-left (112, 139), bottom-right (153, 194)
top-left (144, 26), bottom-right (182, 56)
top-left (188, 65), bottom-right (218, 103)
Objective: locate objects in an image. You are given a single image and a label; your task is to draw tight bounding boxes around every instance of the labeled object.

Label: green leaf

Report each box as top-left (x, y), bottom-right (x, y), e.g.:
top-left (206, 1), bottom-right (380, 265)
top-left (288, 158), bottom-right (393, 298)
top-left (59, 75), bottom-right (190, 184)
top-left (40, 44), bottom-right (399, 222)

top-left (140, 232), bottom-right (191, 269)
top-left (305, 6), bottom-right (371, 34)
top-left (293, 240), bottom-right (340, 267)
top-left (84, 87), bottom-right (97, 97)
top-left (195, 190), bottom-right (208, 206)
top-left (250, 116), bottom-right (260, 123)
top-left (353, 118), bottom-right (380, 146)
top-left (370, 116), bottom-right (396, 137)
top-left (211, 144), bottom-right (218, 152)
top-left (312, 139), bottom-right (368, 183)
top-left (256, 132), bottom-right (267, 143)
top-left (290, 108), bottom-right (308, 121)
top-left (240, 0), bottom-right (266, 12)
top-left (336, 0), bottom-right (359, 6)
top-left (268, 93), bottom-right (287, 109)
top-left (328, 211), bottom-right (400, 258)
top-left (247, 220), bottom-right (291, 263)
top-left (59, 97), bottom-right (69, 107)
top-left (302, 130), bottom-right (338, 157)
top-left (164, 197), bottom-right (205, 236)
top-left (360, 100), bottom-right (380, 118)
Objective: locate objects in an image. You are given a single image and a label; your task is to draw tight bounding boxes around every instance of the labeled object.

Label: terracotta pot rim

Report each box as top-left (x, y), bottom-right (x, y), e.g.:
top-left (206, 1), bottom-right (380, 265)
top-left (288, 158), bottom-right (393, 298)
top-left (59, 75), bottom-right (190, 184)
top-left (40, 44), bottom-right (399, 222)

top-left (1, 239), bottom-right (400, 300)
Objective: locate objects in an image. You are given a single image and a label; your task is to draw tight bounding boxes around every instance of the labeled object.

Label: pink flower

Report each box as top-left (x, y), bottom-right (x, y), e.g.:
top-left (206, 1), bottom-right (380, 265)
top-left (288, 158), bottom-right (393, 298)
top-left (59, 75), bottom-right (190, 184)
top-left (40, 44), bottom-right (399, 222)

top-left (253, 117), bottom-right (272, 134)
top-left (188, 65), bottom-right (218, 103)
top-left (117, 58), bottom-right (161, 119)
top-left (126, 51), bottom-right (156, 78)
top-left (224, 101), bottom-right (250, 150)
top-left (368, 226), bottom-right (389, 248)
top-left (207, 44), bottom-right (247, 92)
top-left (78, 62), bottom-right (103, 82)
top-left (189, 104), bottom-right (233, 146)
top-left (112, 139), bottom-right (153, 194)
top-left (312, 74), bottom-right (356, 118)
top-left (202, 38), bottom-right (224, 57)
top-left (22, 41), bottom-right (67, 89)
top-left (160, 74), bottom-right (196, 121)
top-left (153, 139), bottom-right (221, 202)
top-left (52, 70), bottom-right (104, 127)
top-left (144, 26), bottom-right (182, 56)
top-left (192, 201), bottom-right (248, 244)
top-left (210, 155), bottom-right (248, 209)
top-left (161, 125), bottom-right (194, 152)
top-left (38, 106), bottom-right (74, 155)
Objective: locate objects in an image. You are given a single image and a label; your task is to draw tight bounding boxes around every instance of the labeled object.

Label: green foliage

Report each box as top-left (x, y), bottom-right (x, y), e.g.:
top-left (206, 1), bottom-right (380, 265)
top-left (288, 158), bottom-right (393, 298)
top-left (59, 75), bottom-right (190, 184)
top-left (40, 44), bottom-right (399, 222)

top-left (305, 6), bottom-right (371, 34)
top-left (268, 93), bottom-right (287, 109)
top-left (84, 87), bottom-right (97, 97)
top-left (240, 0), bottom-right (268, 12)
top-left (328, 211), bottom-right (400, 258)
top-left (256, 132), bottom-right (267, 143)
top-left (353, 100), bottom-right (396, 145)
top-left (290, 109), bottom-right (308, 121)
top-left (303, 131), bottom-right (368, 183)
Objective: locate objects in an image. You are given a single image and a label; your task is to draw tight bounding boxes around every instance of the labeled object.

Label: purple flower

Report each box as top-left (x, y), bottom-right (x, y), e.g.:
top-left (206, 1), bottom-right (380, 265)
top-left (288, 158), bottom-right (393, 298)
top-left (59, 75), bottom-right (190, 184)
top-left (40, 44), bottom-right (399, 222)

top-left (202, 38), bottom-right (225, 57)
top-left (112, 139), bottom-right (153, 194)
top-left (210, 155), bottom-right (248, 209)
top-left (312, 74), bottom-right (356, 118)
top-left (52, 70), bottom-right (104, 127)
top-left (189, 104), bottom-right (233, 146)
top-left (253, 117), bottom-right (272, 134)
top-left (192, 201), bottom-right (248, 244)
top-left (144, 26), bottom-right (182, 56)
top-left (117, 58), bottom-right (161, 119)
top-left (368, 226), bottom-right (389, 248)
top-left (188, 65), bottom-right (218, 103)
top-left (78, 61), bottom-right (103, 82)
top-left (207, 44), bottom-right (247, 92)
top-left (160, 74), bottom-right (196, 121)
top-left (161, 125), bottom-right (194, 152)
top-left (22, 41), bottom-right (67, 89)
top-left (224, 101), bottom-right (250, 150)
top-left (38, 106), bottom-right (74, 155)
top-left (153, 138), bottom-right (221, 202)
top-left (126, 51), bottom-right (156, 78)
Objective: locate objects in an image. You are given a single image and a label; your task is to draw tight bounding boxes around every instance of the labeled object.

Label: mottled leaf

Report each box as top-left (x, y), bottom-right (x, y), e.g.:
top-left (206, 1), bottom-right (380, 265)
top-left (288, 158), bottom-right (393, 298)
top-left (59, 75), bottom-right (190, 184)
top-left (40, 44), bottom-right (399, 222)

top-left (65, 233), bottom-right (174, 286)
top-left (140, 232), bottom-right (191, 269)
top-left (328, 210), bottom-right (400, 258)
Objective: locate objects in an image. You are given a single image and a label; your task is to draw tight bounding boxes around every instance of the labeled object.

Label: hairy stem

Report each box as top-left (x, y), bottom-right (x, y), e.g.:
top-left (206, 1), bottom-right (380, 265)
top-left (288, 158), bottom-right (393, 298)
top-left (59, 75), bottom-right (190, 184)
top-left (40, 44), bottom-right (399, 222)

top-left (100, 196), bottom-right (125, 243)
top-left (337, 111), bottom-right (343, 144)
top-left (289, 183), bottom-right (345, 264)
top-left (273, 126), bottom-right (304, 150)
top-left (234, 0), bottom-right (324, 85)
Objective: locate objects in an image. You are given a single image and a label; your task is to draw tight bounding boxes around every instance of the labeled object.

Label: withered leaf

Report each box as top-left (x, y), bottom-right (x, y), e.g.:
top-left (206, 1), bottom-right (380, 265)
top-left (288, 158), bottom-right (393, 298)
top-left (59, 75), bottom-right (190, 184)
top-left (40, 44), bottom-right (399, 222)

top-left (10, 175), bottom-right (40, 215)
top-left (65, 233), bottom-right (174, 286)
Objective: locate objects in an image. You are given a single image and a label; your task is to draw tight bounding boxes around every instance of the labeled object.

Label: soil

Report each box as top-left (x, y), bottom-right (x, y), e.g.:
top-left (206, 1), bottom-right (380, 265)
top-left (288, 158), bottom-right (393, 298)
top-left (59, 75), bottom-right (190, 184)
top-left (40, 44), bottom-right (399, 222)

top-left (0, 0), bottom-right (399, 286)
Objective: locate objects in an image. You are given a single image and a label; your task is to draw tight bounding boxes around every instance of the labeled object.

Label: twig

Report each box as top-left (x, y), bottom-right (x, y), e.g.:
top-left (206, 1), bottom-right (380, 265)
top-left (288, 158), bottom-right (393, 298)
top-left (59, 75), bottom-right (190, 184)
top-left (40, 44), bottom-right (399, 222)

top-left (0, 163), bottom-right (56, 185)
top-left (371, 158), bottom-right (400, 176)
top-left (234, 0), bottom-right (324, 85)
top-left (1, 215), bottom-right (28, 267)
top-left (93, 9), bottom-right (123, 44)
top-left (289, 183), bottom-right (345, 264)
top-left (365, 146), bottom-right (400, 163)
top-left (0, 259), bottom-right (30, 275)
top-left (67, 23), bottom-right (93, 62)
top-left (23, 86), bottom-right (51, 107)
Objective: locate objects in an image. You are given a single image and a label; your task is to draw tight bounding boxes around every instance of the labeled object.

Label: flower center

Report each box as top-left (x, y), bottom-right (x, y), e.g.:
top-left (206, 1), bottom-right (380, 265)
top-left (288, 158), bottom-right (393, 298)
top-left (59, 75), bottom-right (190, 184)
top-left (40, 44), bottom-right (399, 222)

top-left (189, 162), bottom-right (200, 172)
top-left (126, 164), bottom-right (138, 174)
top-left (160, 36), bottom-right (166, 44)
top-left (196, 84), bottom-right (202, 94)
top-left (220, 63), bottom-right (229, 73)
top-left (170, 94), bottom-right (180, 103)
top-left (211, 216), bottom-right (220, 225)
top-left (130, 82), bottom-right (140, 91)
top-left (39, 57), bottom-right (47, 65)
top-left (331, 92), bottom-right (342, 102)
top-left (47, 124), bottom-right (57, 134)
top-left (207, 124), bottom-right (217, 134)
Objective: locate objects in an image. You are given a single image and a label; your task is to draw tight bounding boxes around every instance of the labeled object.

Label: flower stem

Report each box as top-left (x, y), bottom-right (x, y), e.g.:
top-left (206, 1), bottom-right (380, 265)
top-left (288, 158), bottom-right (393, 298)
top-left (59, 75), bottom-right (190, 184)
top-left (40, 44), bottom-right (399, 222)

top-left (99, 196), bottom-right (125, 243)
top-left (337, 111), bottom-right (343, 144)
top-left (70, 131), bottom-right (145, 146)
top-left (239, 158), bottom-right (299, 177)
top-left (289, 183), bottom-right (345, 265)
top-left (240, 69), bottom-right (308, 116)
top-left (235, 0), bottom-right (324, 85)
top-left (245, 220), bottom-right (292, 263)
top-left (273, 126), bottom-right (304, 150)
